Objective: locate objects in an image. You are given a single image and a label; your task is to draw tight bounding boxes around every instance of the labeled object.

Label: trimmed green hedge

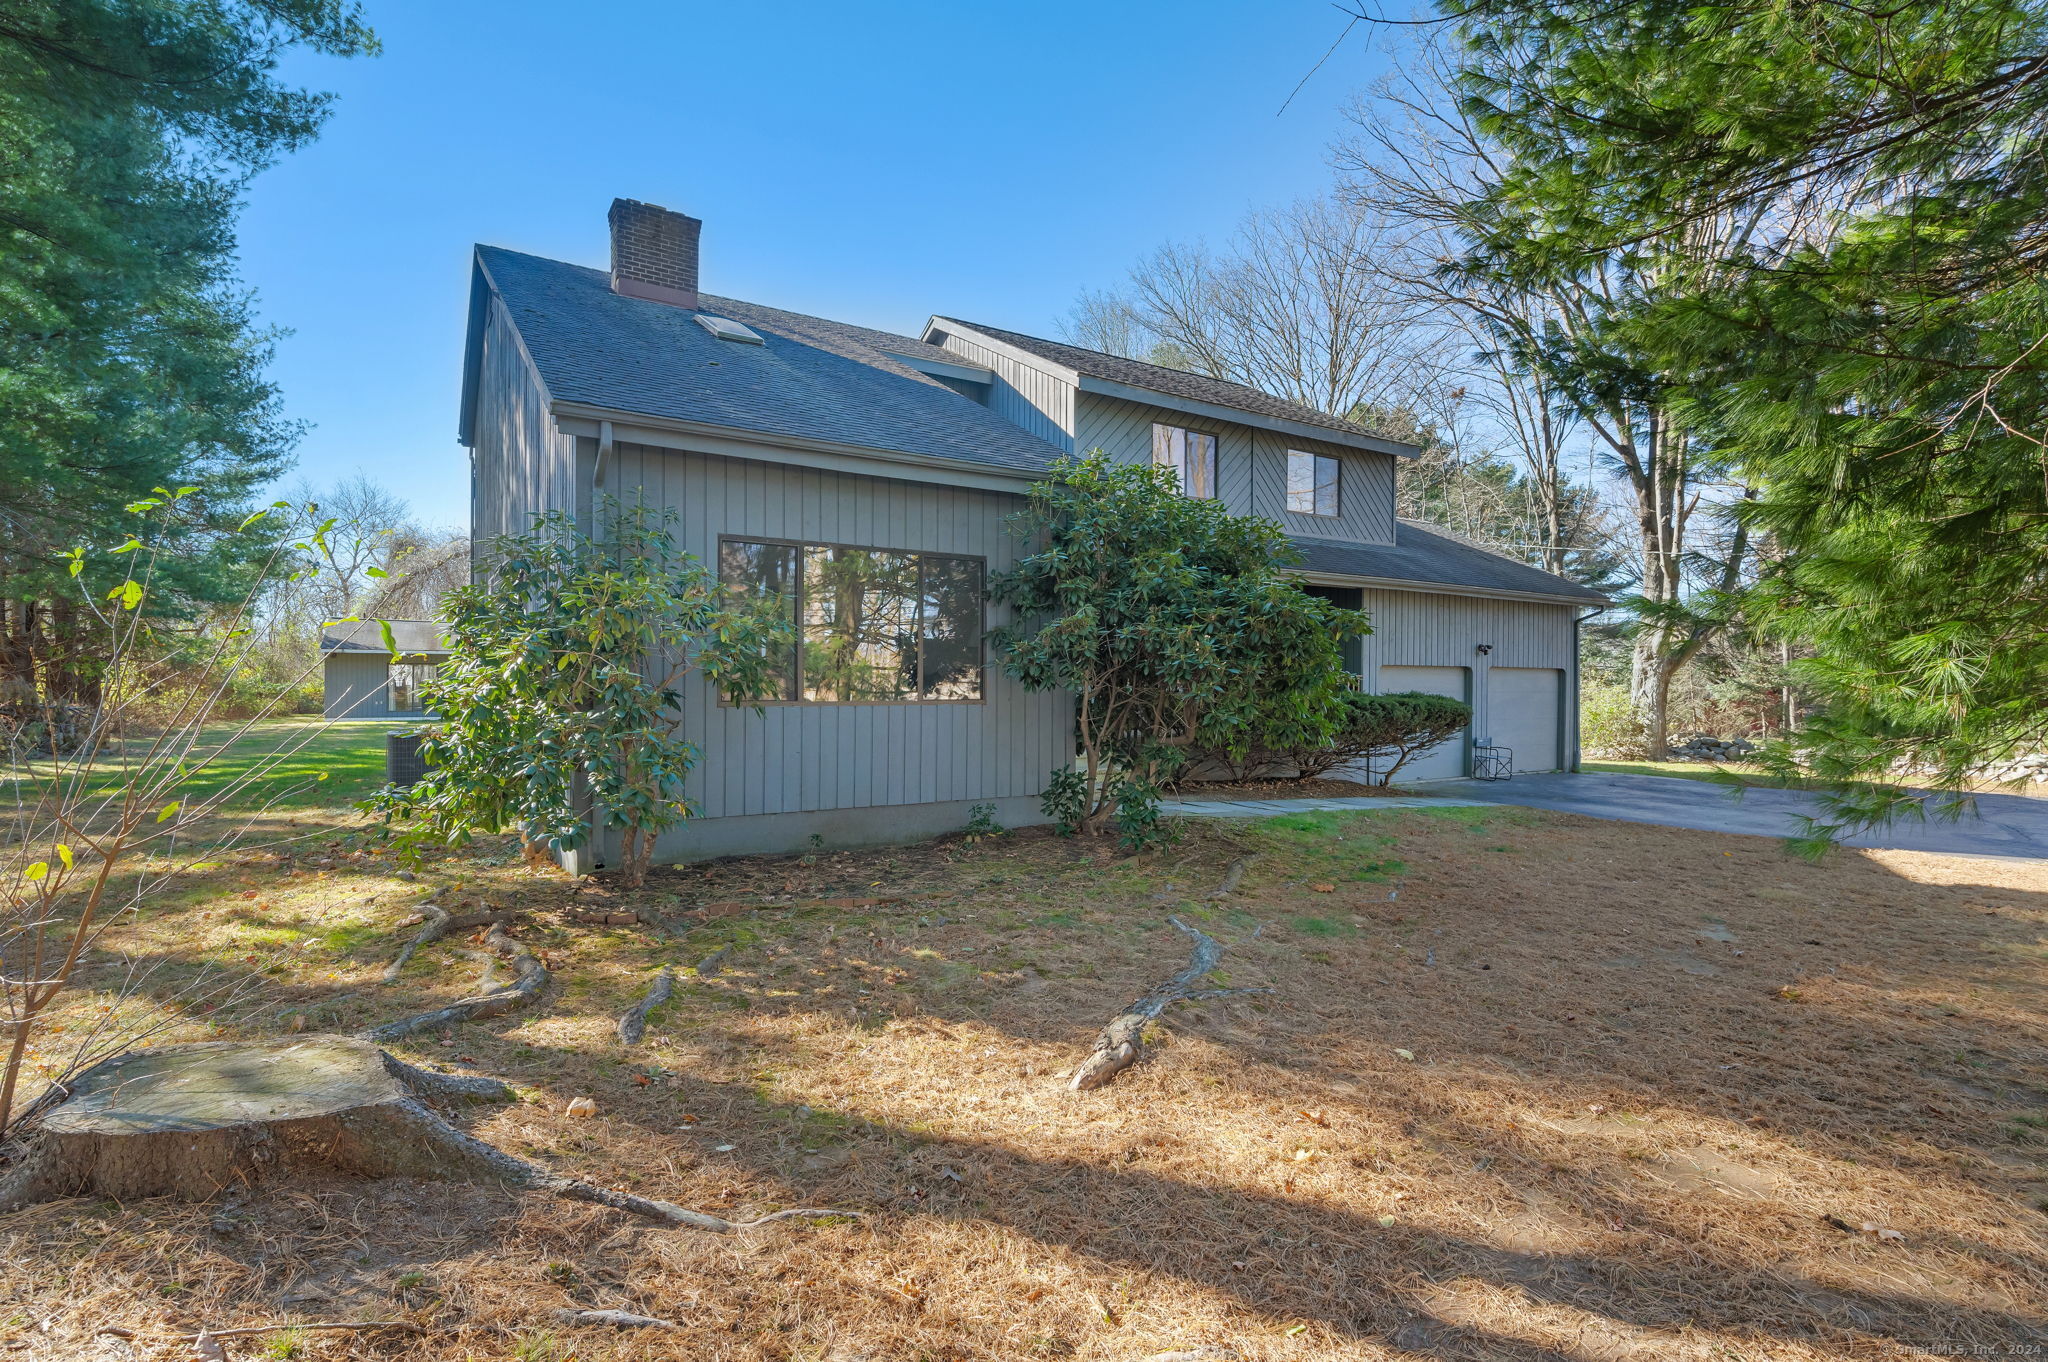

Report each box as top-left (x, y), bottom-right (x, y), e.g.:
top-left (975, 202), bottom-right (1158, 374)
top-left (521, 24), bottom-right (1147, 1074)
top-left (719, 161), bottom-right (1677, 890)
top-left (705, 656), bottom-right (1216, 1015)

top-left (1182, 688), bottom-right (1471, 787)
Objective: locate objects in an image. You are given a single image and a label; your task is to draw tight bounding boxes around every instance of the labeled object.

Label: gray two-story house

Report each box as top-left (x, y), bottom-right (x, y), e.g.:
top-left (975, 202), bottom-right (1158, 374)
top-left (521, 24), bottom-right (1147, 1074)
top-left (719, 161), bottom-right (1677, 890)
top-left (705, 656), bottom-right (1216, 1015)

top-left (459, 199), bottom-right (1605, 869)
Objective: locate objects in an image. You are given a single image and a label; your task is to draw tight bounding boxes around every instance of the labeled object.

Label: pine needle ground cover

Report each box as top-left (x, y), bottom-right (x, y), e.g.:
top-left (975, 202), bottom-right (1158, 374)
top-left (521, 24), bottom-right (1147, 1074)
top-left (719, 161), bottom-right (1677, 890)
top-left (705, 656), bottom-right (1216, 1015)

top-left (3, 802), bottom-right (2044, 1360)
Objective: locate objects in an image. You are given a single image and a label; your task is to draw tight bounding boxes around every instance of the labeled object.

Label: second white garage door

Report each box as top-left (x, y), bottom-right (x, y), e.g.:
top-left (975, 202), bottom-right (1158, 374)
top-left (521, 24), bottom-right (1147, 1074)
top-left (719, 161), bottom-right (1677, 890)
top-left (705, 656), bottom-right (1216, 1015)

top-left (1376, 665), bottom-right (1469, 781)
top-left (1487, 667), bottom-right (1563, 772)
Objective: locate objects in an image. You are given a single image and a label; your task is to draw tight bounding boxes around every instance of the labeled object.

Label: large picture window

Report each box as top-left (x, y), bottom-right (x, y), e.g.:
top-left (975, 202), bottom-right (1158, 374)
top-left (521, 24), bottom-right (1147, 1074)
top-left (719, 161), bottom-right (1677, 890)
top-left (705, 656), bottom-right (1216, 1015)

top-left (387, 662), bottom-right (436, 713)
top-left (1286, 450), bottom-right (1341, 517)
top-left (1152, 424), bottom-right (1218, 499)
top-left (718, 538), bottom-right (985, 703)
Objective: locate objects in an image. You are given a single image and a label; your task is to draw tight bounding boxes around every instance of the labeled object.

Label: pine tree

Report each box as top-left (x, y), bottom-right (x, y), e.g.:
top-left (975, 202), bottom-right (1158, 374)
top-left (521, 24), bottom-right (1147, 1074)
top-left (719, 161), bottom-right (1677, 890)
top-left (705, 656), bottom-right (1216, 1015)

top-left (0, 1), bottom-right (378, 701)
top-left (1439, 0), bottom-right (2048, 825)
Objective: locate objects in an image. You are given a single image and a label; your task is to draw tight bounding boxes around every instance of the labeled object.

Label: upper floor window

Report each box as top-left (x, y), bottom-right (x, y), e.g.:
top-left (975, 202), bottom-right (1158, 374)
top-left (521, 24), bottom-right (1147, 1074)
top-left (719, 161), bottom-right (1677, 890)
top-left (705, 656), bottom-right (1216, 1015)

top-left (1286, 450), bottom-right (1341, 517)
top-left (719, 538), bottom-right (984, 703)
top-left (1152, 424), bottom-right (1218, 499)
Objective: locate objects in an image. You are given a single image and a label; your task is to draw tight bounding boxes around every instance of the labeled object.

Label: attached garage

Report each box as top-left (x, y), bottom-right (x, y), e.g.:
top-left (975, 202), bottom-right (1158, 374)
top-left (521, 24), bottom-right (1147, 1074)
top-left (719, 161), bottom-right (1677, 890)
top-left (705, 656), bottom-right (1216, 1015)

top-left (1375, 664), bottom-right (1470, 781)
top-left (1486, 666), bottom-right (1564, 772)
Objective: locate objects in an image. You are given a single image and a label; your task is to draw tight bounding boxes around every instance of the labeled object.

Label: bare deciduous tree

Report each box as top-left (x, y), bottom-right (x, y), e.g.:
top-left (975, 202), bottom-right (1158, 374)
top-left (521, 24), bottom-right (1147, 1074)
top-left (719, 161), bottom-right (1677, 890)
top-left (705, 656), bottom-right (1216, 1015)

top-left (258, 472), bottom-right (468, 672)
top-left (1336, 39), bottom-right (1752, 756)
top-left (1065, 196), bottom-right (1457, 427)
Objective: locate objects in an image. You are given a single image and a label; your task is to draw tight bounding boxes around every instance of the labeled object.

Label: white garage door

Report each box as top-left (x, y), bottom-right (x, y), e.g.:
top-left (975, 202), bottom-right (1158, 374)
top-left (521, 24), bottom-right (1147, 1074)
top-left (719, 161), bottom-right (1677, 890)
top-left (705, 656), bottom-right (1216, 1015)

top-left (1487, 667), bottom-right (1563, 772)
top-left (1376, 665), bottom-right (1469, 782)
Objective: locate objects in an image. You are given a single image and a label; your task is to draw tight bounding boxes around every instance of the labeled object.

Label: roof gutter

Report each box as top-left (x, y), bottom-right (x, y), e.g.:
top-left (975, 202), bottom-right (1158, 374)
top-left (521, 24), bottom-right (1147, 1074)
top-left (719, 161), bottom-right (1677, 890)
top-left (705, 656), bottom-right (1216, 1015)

top-left (1289, 567), bottom-right (1611, 608)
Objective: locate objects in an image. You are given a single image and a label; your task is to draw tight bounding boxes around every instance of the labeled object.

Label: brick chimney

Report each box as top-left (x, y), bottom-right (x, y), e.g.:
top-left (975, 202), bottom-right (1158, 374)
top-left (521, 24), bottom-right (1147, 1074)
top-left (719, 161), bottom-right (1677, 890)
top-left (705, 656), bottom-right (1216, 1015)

top-left (608, 198), bottom-right (701, 309)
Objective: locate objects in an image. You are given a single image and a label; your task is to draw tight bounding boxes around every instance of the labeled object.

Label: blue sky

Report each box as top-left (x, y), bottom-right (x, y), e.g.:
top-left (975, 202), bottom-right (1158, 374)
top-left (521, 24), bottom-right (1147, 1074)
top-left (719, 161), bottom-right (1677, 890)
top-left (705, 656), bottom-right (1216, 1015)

top-left (241, 1), bottom-right (1393, 527)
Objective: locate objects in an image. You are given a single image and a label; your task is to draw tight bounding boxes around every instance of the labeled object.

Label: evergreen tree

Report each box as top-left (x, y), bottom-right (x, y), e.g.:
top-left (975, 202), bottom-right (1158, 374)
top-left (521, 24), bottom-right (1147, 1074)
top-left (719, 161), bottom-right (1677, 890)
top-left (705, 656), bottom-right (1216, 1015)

top-left (0, 0), bottom-right (378, 701)
top-left (1439, 0), bottom-right (2048, 825)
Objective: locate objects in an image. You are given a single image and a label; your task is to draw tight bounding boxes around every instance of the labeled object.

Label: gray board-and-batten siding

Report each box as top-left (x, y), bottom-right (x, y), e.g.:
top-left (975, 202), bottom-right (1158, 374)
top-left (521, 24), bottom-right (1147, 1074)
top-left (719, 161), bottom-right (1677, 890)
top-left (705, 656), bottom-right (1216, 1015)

top-left (549, 443), bottom-right (1581, 865)
top-left (322, 652), bottom-right (442, 722)
top-left (569, 440), bottom-right (1074, 870)
top-left (1073, 390), bottom-right (1399, 547)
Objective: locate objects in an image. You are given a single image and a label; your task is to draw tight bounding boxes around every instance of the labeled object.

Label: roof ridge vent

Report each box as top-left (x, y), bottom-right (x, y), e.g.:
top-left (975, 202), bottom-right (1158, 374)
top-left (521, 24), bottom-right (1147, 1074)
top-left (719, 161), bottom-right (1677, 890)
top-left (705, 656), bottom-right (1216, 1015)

top-left (695, 314), bottom-right (764, 345)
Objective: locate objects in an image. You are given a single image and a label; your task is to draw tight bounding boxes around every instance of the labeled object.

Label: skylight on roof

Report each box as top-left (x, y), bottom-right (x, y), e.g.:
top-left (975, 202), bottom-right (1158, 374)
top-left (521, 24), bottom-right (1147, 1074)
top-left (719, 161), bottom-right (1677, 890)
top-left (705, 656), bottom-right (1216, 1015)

top-left (695, 314), bottom-right (764, 345)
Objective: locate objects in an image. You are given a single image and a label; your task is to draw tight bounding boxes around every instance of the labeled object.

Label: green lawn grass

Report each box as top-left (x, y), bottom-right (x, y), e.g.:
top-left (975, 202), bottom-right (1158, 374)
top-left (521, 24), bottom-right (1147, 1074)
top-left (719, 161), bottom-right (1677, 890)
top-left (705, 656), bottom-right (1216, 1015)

top-left (171, 718), bottom-right (392, 808)
top-left (7, 717), bottom-right (392, 812)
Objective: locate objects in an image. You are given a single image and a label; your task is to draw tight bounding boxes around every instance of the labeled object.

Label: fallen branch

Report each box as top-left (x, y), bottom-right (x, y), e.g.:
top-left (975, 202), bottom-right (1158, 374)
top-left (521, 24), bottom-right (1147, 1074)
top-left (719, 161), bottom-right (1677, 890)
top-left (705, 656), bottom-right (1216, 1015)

top-left (616, 966), bottom-right (674, 1045)
top-left (555, 1309), bottom-right (683, 1329)
top-left (1208, 855), bottom-right (1253, 900)
top-left (363, 923), bottom-right (548, 1041)
top-left (1070, 916), bottom-right (1270, 1092)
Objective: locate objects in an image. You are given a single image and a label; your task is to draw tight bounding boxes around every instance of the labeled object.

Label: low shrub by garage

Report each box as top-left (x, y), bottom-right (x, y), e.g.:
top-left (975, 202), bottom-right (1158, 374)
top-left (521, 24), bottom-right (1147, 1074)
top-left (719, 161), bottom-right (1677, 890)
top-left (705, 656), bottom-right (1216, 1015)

top-left (1180, 688), bottom-right (1472, 787)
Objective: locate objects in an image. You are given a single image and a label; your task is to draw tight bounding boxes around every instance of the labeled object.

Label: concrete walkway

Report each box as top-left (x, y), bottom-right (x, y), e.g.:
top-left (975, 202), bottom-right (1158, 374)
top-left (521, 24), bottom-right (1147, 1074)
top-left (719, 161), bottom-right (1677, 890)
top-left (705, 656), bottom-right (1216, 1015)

top-left (1161, 772), bottom-right (2047, 862)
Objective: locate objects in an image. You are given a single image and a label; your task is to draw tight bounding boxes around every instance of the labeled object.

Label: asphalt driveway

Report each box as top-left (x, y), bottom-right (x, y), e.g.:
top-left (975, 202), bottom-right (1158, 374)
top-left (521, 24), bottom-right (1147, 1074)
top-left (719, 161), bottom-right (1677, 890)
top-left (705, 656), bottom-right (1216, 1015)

top-left (1435, 770), bottom-right (2048, 861)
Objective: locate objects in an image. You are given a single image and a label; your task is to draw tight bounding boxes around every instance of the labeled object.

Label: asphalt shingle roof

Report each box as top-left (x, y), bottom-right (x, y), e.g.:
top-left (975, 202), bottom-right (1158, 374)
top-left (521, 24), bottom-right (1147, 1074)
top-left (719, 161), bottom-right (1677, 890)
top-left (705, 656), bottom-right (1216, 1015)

top-left (321, 620), bottom-right (450, 654)
top-left (931, 318), bottom-right (1404, 448)
top-left (475, 247), bottom-right (1065, 475)
top-left (1290, 521), bottom-right (1610, 603)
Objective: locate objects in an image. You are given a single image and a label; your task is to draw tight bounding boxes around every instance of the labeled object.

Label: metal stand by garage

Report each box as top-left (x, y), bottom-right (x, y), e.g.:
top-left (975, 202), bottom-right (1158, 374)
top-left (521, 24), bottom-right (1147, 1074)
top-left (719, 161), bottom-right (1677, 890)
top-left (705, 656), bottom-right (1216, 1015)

top-left (1472, 740), bottom-right (1513, 781)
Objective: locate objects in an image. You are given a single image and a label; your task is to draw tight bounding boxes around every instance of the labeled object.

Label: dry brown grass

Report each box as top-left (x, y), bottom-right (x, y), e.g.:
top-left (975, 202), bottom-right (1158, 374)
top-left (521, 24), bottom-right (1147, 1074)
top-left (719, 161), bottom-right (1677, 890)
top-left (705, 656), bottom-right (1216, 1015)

top-left (4, 803), bottom-right (2046, 1361)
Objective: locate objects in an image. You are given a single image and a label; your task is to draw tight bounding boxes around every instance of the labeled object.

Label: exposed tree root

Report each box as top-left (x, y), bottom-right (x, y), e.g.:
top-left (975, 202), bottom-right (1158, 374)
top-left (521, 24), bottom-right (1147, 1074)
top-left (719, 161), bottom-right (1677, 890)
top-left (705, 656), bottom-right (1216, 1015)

top-left (616, 966), bottom-right (675, 1045)
top-left (0, 1037), bottom-right (862, 1235)
top-left (380, 897), bottom-right (450, 983)
top-left (1069, 916), bottom-right (1270, 1092)
top-left (381, 895), bottom-right (518, 985)
top-left (364, 923), bottom-right (547, 1041)
top-left (367, 1082), bottom-right (860, 1232)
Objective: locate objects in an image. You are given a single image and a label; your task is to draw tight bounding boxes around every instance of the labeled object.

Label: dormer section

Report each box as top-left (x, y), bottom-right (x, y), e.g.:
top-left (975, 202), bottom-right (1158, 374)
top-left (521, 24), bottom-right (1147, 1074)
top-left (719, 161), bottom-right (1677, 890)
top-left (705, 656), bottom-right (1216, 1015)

top-left (923, 318), bottom-right (1414, 547)
top-left (922, 320), bottom-right (1076, 453)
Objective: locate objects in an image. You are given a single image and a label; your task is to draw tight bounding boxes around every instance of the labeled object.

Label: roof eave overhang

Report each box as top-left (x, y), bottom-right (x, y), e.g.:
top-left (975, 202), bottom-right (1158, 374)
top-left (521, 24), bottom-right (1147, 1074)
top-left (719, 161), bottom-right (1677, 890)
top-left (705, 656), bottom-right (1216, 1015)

top-left (881, 349), bottom-right (995, 385)
top-left (1076, 375), bottom-right (1421, 459)
top-left (550, 400), bottom-right (1047, 493)
top-left (457, 252), bottom-right (492, 448)
top-left (1288, 566), bottom-right (1611, 608)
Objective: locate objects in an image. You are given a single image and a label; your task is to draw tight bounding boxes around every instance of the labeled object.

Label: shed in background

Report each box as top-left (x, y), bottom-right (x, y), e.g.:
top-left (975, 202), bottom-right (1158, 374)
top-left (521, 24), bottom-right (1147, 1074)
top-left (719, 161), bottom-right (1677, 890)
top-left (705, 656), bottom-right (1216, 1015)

top-left (319, 620), bottom-right (450, 721)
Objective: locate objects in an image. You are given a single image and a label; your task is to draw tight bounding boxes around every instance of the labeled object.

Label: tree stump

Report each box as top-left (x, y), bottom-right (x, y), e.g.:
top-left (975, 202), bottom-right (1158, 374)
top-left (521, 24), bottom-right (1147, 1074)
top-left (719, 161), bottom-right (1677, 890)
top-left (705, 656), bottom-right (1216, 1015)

top-left (0, 1037), bottom-right (862, 1232)
top-left (0, 1036), bottom-right (512, 1210)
